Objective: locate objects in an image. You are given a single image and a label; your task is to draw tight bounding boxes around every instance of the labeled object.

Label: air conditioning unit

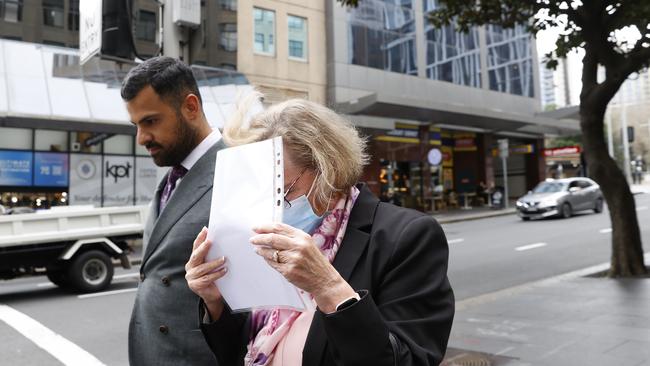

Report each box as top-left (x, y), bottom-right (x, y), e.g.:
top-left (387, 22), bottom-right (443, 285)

top-left (173, 0), bottom-right (201, 28)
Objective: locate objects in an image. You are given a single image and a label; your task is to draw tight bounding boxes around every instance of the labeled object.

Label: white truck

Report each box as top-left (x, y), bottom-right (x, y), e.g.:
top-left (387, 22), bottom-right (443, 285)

top-left (0, 205), bottom-right (148, 292)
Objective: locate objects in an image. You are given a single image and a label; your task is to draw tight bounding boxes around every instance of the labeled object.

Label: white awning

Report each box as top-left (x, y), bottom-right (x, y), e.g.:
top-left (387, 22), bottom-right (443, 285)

top-left (0, 39), bottom-right (252, 129)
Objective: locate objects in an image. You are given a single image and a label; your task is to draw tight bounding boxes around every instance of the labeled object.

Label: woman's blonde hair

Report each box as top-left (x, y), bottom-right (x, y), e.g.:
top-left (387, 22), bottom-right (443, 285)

top-left (224, 92), bottom-right (369, 206)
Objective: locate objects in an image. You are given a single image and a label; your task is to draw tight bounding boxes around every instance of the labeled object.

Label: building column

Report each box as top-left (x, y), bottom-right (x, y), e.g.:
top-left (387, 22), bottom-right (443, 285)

top-left (414, 0), bottom-right (427, 79)
top-left (525, 138), bottom-right (546, 190)
top-left (479, 133), bottom-right (495, 188)
top-left (478, 26), bottom-right (490, 90)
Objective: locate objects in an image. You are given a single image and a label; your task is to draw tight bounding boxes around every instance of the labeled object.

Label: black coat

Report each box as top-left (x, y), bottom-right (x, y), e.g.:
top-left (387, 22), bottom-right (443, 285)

top-left (199, 184), bottom-right (455, 365)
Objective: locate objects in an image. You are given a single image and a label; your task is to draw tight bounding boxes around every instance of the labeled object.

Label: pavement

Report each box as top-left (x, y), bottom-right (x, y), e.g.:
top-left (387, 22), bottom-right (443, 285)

top-left (445, 255), bottom-right (650, 366)
top-left (441, 180), bottom-right (650, 365)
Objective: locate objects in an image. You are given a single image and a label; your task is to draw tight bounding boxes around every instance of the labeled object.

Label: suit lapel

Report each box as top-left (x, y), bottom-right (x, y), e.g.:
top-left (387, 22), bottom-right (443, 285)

top-left (302, 184), bottom-right (379, 365)
top-left (141, 139), bottom-right (226, 267)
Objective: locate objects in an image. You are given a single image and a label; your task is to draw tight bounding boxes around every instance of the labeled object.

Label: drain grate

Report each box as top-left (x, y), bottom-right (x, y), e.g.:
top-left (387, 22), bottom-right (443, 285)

top-left (442, 352), bottom-right (492, 366)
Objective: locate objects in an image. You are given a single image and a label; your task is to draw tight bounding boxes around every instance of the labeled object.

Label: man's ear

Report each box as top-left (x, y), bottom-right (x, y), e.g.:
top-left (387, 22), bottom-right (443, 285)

top-left (182, 93), bottom-right (201, 121)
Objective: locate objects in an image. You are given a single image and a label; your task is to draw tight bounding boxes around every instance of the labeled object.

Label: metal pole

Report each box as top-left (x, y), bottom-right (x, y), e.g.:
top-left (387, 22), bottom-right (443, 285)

top-left (606, 108), bottom-right (614, 157)
top-left (621, 103), bottom-right (632, 183)
top-left (502, 155), bottom-right (509, 209)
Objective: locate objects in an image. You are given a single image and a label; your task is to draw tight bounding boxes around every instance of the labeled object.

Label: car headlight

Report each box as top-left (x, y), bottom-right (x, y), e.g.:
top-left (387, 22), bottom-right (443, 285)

top-left (516, 201), bottom-right (524, 207)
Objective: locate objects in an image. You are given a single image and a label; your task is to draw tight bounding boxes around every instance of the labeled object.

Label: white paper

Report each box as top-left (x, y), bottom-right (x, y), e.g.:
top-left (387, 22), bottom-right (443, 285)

top-left (206, 137), bottom-right (307, 312)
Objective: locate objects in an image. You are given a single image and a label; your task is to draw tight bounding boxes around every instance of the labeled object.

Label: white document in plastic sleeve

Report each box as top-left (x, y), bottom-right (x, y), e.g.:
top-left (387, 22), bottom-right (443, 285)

top-left (206, 137), bottom-right (312, 312)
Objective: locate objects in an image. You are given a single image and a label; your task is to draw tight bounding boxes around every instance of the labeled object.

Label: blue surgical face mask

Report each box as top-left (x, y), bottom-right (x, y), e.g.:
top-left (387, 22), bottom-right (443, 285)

top-left (283, 194), bottom-right (325, 234)
top-left (282, 172), bottom-right (327, 234)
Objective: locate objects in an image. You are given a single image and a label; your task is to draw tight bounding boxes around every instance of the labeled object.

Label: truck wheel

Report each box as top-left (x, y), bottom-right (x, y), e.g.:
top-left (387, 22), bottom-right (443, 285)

top-left (46, 270), bottom-right (70, 289)
top-left (67, 250), bottom-right (114, 293)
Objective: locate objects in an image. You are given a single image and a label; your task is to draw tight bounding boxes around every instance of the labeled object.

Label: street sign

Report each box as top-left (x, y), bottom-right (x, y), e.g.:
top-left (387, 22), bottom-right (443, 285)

top-left (497, 139), bottom-right (509, 209)
top-left (498, 138), bottom-right (509, 159)
top-left (427, 148), bottom-right (442, 166)
top-left (79, 0), bottom-right (102, 65)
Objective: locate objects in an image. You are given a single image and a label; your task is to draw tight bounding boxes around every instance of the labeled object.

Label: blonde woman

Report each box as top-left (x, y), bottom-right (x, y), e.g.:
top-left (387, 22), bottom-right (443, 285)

top-left (185, 96), bottom-right (454, 366)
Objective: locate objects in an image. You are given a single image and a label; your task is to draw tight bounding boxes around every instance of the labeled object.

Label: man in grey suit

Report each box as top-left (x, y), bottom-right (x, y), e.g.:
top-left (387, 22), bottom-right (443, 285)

top-left (122, 57), bottom-right (226, 365)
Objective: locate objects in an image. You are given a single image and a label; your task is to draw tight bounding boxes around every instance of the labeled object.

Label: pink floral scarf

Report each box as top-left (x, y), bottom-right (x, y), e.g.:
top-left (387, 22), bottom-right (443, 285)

top-left (244, 186), bottom-right (361, 366)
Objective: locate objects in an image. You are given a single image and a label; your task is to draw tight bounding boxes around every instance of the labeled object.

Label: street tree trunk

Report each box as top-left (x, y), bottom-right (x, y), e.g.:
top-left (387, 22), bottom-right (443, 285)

top-left (580, 103), bottom-right (647, 277)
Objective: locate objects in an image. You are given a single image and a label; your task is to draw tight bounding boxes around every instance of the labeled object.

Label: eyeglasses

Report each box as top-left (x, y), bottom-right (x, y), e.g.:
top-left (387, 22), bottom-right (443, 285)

top-left (283, 169), bottom-right (306, 208)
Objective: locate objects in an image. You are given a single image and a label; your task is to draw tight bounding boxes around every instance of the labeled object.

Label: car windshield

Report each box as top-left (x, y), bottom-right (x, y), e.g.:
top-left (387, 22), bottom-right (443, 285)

top-left (532, 182), bottom-right (567, 193)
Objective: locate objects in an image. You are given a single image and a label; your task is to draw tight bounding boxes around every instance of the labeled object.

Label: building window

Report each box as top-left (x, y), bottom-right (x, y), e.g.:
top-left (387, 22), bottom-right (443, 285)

top-left (486, 24), bottom-right (535, 97)
top-left (219, 23), bottom-right (237, 51)
top-left (136, 10), bottom-right (156, 42)
top-left (43, 0), bottom-right (64, 28)
top-left (287, 15), bottom-right (307, 60)
top-left (68, 0), bottom-right (79, 30)
top-left (253, 8), bottom-right (275, 55)
top-left (219, 0), bottom-right (237, 11)
top-left (423, 0), bottom-right (480, 88)
top-left (1, 0), bottom-right (22, 22)
top-left (348, 0), bottom-right (418, 75)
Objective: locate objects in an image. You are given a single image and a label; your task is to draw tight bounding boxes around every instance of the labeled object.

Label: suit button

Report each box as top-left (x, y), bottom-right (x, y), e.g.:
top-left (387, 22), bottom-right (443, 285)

top-left (161, 276), bottom-right (170, 286)
top-left (159, 325), bottom-right (169, 334)
top-left (140, 273), bottom-right (145, 282)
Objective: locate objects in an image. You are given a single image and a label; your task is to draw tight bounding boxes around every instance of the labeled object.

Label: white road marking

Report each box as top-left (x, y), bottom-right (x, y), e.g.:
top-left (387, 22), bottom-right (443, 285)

top-left (448, 238), bottom-right (465, 244)
top-left (0, 304), bottom-right (105, 366)
top-left (77, 288), bottom-right (137, 299)
top-left (113, 272), bottom-right (140, 280)
top-left (637, 206), bottom-right (648, 211)
top-left (515, 242), bottom-right (547, 251)
top-left (36, 272), bottom-right (139, 289)
top-left (600, 228), bottom-right (613, 234)
top-left (495, 346), bottom-right (516, 356)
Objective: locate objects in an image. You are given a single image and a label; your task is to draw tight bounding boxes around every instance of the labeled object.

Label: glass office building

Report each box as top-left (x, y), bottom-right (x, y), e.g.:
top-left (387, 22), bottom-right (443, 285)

top-left (328, 1), bottom-right (578, 211)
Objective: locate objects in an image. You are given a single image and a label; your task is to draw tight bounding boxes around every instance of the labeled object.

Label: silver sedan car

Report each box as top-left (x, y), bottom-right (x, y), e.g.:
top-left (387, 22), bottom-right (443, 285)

top-left (516, 178), bottom-right (604, 221)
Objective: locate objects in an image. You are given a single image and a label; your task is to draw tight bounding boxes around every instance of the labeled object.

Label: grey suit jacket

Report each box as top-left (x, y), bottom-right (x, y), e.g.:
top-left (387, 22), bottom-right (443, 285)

top-left (129, 140), bottom-right (226, 366)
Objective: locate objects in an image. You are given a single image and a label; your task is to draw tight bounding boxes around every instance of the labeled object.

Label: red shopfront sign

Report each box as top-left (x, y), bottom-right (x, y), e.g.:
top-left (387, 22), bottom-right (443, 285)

top-left (544, 146), bottom-right (582, 157)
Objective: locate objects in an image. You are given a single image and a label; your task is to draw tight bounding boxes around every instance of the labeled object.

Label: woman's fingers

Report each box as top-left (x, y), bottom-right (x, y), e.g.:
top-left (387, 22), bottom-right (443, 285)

top-left (249, 232), bottom-right (294, 250)
top-left (193, 227), bottom-right (208, 250)
top-left (188, 257), bottom-right (226, 279)
top-left (186, 238), bottom-right (212, 270)
top-left (253, 246), bottom-right (280, 263)
top-left (191, 266), bottom-right (228, 287)
top-left (252, 223), bottom-right (302, 236)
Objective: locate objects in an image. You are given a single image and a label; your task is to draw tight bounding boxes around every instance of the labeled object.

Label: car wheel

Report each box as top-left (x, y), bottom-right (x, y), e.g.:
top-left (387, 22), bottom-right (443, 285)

top-left (66, 250), bottom-right (114, 293)
top-left (594, 198), bottom-right (604, 213)
top-left (521, 217), bottom-right (531, 221)
top-left (561, 203), bottom-right (572, 219)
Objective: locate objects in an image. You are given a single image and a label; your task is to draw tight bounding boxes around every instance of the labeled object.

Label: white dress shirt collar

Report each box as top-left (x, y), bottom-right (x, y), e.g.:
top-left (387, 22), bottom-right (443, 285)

top-left (181, 129), bottom-right (223, 171)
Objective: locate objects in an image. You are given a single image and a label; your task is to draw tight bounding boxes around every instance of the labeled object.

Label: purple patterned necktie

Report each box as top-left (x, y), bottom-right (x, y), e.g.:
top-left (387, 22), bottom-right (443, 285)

top-left (159, 165), bottom-right (188, 213)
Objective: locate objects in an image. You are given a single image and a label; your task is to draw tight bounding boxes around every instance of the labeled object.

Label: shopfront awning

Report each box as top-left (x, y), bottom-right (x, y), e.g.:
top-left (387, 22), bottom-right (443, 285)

top-left (0, 39), bottom-right (252, 133)
top-left (335, 91), bottom-right (580, 137)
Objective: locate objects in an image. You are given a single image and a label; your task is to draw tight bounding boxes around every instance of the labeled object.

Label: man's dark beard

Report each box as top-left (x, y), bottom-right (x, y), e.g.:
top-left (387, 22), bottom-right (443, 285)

top-left (150, 115), bottom-right (201, 167)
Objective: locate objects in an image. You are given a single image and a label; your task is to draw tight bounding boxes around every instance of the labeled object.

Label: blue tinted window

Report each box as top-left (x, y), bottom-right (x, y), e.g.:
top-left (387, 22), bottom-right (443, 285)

top-left (348, 0), bottom-right (417, 75)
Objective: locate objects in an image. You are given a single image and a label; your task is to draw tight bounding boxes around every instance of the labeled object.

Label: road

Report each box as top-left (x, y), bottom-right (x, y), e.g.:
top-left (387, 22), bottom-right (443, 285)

top-left (444, 192), bottom-right (650, 300)
top-left (0, 193), bottom-right (648, 365)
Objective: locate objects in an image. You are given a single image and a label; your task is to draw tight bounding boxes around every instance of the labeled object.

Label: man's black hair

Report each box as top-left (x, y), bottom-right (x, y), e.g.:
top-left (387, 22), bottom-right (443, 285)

top-left (120, 56), bottom-right (202, 109)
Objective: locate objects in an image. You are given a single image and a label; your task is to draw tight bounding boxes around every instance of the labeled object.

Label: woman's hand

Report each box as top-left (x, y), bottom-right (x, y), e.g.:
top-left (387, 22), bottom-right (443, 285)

top-left (250, 223), bottom-right (356, 313)
top-left (185, 227), bottom-right (227, 319)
